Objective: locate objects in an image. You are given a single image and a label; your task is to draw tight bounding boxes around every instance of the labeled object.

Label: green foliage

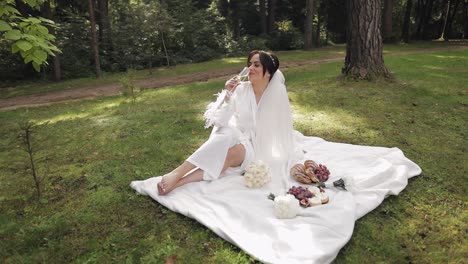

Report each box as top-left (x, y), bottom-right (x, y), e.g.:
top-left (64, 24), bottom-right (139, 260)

top-left (107, 0), bottom-right (229, 71)
top-left (268, 20), bottom-right (304, 50)
top-left (0, 39), bottom-right (40, 82)
top-left (0, 0), bottom-right (467, 82)
top-left (51, 9), bottom-right (93, 79)
top-left (0, 0), bottom-right (60, 71)
top-left (321, 0), bottom-right (346, 43)
top-left (0, 46), bottom-right (466, 262)
top-left (119, 71), bottom-right (139, 103)
top-left (163, 0), bottom-right (229, 63)
top-left (109, 0), bottom-right (166, 71)
top-left (226, 34), bottom-right (269, 56)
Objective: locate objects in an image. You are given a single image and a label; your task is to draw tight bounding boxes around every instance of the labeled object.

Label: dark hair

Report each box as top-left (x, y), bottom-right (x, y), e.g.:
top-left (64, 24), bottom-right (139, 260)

top-left (247, 50), bottom-right (280, 80)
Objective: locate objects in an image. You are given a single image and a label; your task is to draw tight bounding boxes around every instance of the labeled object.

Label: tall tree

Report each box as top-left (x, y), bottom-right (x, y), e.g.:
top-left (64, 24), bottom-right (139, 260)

top-left (259, 0), bottom-right (267, 35)
top-left (401, 0), bottom-right (413, 42)
top-left (229, 0), bottom-right (240, 40)
top-left (42, 0), bottom-right (61, 81)
top-left (415, 0), bottom-right (434, 39)
top-left (267, 0), bottom-right (277, 33)
top-left (322, 0), bottom-right (347, 43)
top-left (382, 0), bottom-right (393, 42)
top-left (88, 0), bottom-right (101, 78)
top-left (304, 0), bottom-right (314, 49)
top-left (438, 0), bottom-right (451, 40)
top-left (464, 0), bottom-right (468, 38)
top-left (342, 0), bottom-right (391, 79)
top-left (97, 0), bottom-right (112, 53)
top-left (445, 0), bottom-right (461, 40)
top-left (314, 0), bottom-right (321, 47)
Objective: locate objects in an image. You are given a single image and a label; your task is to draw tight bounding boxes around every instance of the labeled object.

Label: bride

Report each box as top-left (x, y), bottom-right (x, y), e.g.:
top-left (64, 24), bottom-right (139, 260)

top-left (157, 50), bottom-right (299, 195)
top-left (132, 50), bottom-right (421, 263)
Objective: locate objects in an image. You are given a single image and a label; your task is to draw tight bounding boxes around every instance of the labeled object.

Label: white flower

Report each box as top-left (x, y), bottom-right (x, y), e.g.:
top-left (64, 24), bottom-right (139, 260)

top-left (323, 176), bottom-right (356, 192)
top-left (307, 186), bottom-right (329, 205)
top-left (244, 160), bottom-right (271, 188)
top-left (342, 176), bottom-right (356, 192)
top-left (308, 196), bottom-right (322, 206)
top-left (274, 194), bottom-right (300, 219)
top-left (309, 186), bottom-right (321, 195)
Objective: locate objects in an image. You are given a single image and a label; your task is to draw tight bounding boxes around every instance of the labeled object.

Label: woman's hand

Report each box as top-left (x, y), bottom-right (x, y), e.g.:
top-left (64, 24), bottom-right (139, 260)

top-left (225, 77), bottom-right (240, 92)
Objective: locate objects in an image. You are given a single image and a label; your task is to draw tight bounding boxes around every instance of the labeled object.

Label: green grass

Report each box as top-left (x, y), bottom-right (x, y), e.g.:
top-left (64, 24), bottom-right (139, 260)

top-left (2, 40), bottom-right (466, 99)
top-left (1, 45), bottom-right (467, 263)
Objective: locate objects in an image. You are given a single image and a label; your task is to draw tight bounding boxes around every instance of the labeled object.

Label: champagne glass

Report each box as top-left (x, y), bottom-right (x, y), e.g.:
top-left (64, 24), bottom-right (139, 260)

top-left (233, 67), bottom-right (249, 82)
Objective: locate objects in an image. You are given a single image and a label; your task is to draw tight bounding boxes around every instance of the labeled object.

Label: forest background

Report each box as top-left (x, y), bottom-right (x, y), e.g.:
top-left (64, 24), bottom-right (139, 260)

top-left (1, 0), bottom-right (467, 83)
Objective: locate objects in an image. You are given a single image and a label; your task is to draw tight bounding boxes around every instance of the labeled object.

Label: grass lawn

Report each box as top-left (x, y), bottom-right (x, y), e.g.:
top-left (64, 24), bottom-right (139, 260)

top-left (1, 41), bottom-right (466, 99)
top-left (0, 45), bottom-right (466, 263)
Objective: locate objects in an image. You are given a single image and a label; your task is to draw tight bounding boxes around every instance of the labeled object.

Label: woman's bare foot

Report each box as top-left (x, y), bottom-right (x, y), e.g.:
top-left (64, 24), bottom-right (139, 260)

top-left (173, 169), bottom-right (203, 189)
top-left (157, 169), bottom-right (204, 195)
top-left (157, 172), bottom-right (181, 195)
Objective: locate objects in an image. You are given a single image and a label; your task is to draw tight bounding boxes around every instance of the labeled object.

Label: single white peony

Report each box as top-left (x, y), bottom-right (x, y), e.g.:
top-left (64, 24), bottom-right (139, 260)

top-left (244, 160), bottom-right (271, 188)
top-left (308, 196), bottom-right (322, 206)
top-left (308, 186), bottom-right (329, 205)
top-left (309, 186), bottom-right (321, 195)
top-left (274, 194), bottom-right (300, 219)
top-left (342, 176), bottom-right (356, 192)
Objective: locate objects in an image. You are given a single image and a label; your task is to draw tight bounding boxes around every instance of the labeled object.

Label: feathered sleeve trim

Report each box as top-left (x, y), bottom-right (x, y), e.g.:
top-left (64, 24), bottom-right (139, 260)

top-left (203, 89), bottom-right (233, 128)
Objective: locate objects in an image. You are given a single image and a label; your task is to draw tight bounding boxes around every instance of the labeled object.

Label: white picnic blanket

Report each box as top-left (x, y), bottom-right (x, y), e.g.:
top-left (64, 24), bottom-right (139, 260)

top-left (130, 135), bottom-right (421, 263)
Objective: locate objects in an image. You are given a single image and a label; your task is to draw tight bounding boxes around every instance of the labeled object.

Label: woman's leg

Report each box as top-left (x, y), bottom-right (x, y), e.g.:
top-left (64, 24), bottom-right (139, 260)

top-left (171, 168), bottom-right (204, 189)
top-left (221, 143), bottom-right (246, 173)
top-left (159, 144), bottom-right (246, 194)
top-left (158, 161), bottom-right (196, 194)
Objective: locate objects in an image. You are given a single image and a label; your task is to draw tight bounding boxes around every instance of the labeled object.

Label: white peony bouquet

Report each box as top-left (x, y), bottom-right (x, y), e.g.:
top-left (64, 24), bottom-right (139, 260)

top-left (273, 194), bottom-right (300, 219)
top-left (267, 185), bottom-right (331, 219)
top-left (244, 160), bottom-right (271, 188)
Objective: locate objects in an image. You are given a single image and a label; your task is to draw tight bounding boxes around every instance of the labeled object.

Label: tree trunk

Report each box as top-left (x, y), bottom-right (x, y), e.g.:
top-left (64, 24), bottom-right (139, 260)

top-left (422, 0), bottom-right (434, 39)
top-left (53, 55), bottom-right (61, 81)
top-left (217, 0), bottom-right (229, 17)
top-left (304, 0), bottom-right (314, 49)
top-left (342, 0), bottom-right (391, 80)
top-left (445, 0), bottom-right (461, 40)
top-left (401, 0), bottom-right (413, 43)
top-left (268, 0), bottom-right (277, 33)
top-left (14, 0), bottom-right (29, 16)
top-left (229, 0), bottom-right (240, 40)
top-left (382, 0), bottom-right (393, 42)
top-left (161, 32), bottom-right (170, 66)
top-left (464, 0), bottom-right (468, 38)
top-left (438, 0), bottom-right (451, 40)
top-left (415, 0), bottom-right (424, 38)
top-left (415, 0), bottom-right (433, 39)
top-left (97, 0), bottom-right (112, 52)
top-left (42, 0), bottom-right (61, 81)
top-left (88, 0), bottom-right (102, 78)
top-left (259, 0), bottom-right (267, 35)
top-left (315, 0), bottom-right (321, 47)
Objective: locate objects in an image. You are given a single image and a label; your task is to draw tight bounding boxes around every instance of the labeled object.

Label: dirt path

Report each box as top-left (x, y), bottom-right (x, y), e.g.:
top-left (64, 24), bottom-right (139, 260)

top-left (1, 47), bottom-right (466, 111)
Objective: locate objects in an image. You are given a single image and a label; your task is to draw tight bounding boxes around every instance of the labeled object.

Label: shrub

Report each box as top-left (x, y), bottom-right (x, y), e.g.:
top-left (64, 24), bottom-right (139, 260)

top-left (267, 20), bottom-right (304, 50)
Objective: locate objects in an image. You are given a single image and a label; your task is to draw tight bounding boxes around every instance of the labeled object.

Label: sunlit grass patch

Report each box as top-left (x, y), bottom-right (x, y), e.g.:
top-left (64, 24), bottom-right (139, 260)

top-left (221, 57), bottom-right (245, 64)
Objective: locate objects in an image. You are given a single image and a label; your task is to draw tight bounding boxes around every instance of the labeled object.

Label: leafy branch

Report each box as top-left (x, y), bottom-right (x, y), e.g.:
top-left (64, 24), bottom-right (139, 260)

top-left (0, 0), bottom-right (61, 71)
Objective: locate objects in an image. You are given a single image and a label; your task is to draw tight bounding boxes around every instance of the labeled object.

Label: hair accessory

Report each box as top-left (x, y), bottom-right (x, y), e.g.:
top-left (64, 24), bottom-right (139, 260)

top-left (261, 51), bottom-right (276, 67)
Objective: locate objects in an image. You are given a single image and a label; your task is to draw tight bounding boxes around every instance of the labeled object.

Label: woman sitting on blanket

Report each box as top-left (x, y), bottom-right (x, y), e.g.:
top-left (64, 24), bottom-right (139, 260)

top-left (158, 50), bottom-right (300, 195)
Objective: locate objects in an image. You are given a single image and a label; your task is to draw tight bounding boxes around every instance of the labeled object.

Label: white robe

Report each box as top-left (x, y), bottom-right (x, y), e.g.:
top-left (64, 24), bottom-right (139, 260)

top-left (187, 82), bottom-right (258, 180)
